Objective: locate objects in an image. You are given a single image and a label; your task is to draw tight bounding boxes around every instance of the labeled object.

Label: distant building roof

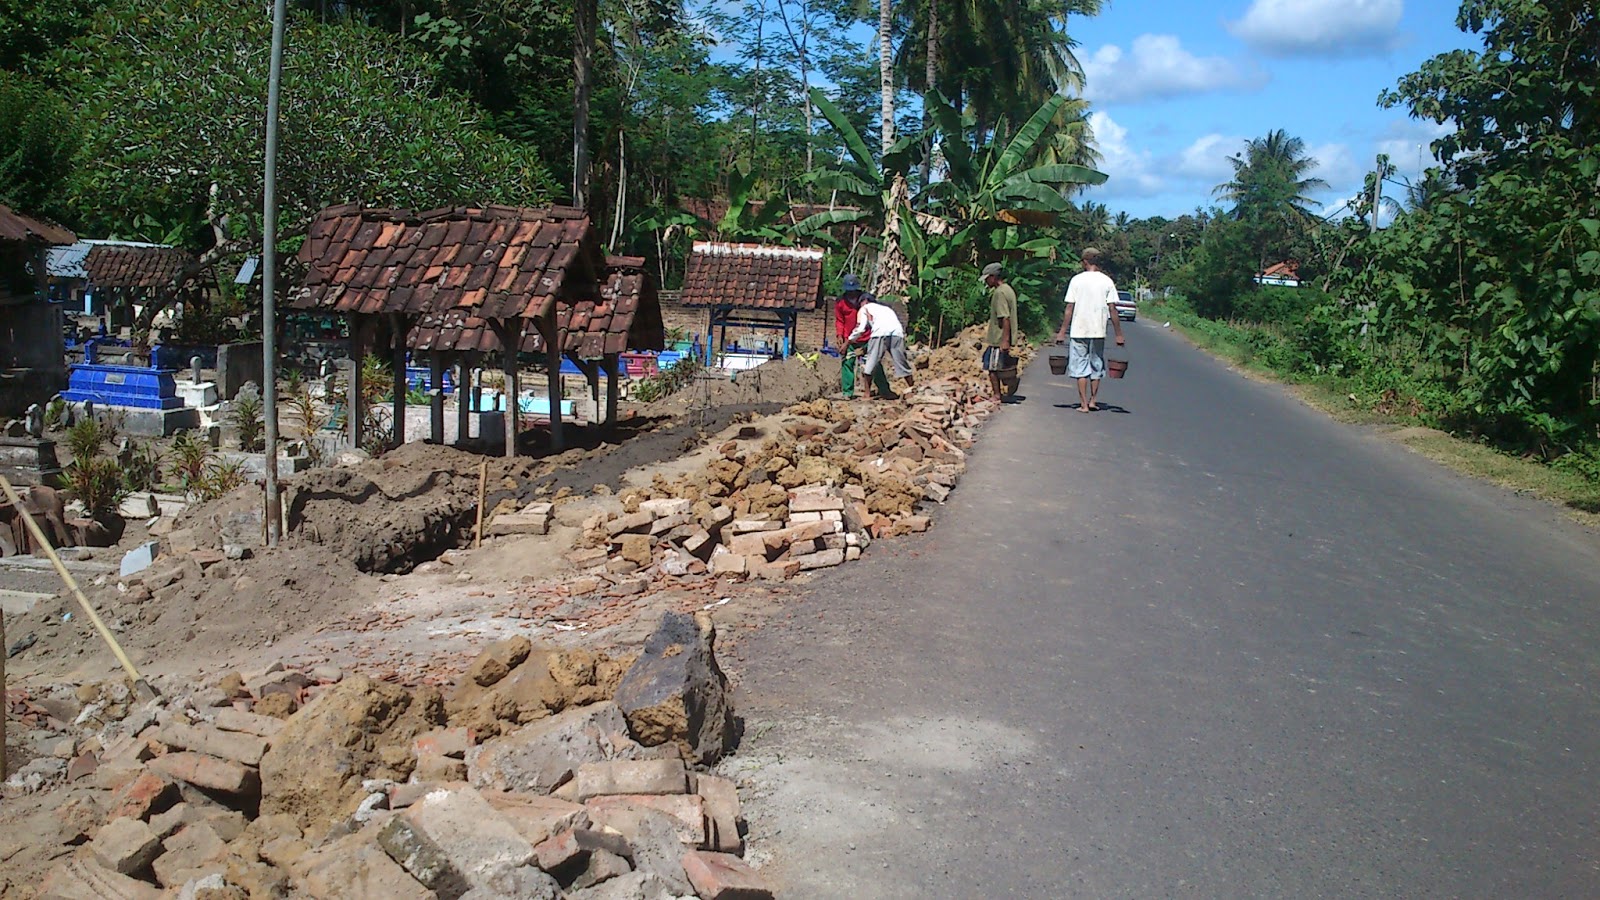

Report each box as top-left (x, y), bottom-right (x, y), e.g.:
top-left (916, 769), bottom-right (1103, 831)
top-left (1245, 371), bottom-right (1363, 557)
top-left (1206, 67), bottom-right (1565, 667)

top-left (48, 240), bottom-right (195, 289)
top-left (292, 203), bottom-right (603, 321)
top-left (680, 241), bottom-right (825, 310)
top-left (0, 204), bottom-right (75, 245)
top-left (1259, 261), bottom-right (1299, 279)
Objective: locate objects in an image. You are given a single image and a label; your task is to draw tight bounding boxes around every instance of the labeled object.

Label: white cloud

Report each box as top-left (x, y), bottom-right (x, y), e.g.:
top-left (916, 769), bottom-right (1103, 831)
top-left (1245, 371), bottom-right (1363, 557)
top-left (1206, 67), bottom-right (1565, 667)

top-left (1308, 142), bottom-right (1361, 193)
top-left (1375, 118), bottom-right (1455, 178)
top-left (1177, 133), bottom-right (1245, 181)
top-left (1086, 112), bottom-right (1166, 197)
top-left (1230, 0), bottom-right (1404, 57)
top-left (1082, 34), bottom-right (1262, 103)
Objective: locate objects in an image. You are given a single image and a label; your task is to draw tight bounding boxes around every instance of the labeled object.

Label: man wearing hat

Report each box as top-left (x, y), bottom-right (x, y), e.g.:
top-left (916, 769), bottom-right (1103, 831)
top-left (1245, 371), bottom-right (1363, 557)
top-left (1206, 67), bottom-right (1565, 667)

top-left (981, 262), bottom-right (1018, 401)
top-left (835, 273), bottom-right (892, 399)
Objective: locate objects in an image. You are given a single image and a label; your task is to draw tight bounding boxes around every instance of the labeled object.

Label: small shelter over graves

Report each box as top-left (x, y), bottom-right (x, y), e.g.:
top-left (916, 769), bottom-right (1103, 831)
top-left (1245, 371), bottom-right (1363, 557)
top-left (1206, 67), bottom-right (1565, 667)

top-left (46, 240), bottom-right (196, 331)
top-left (681, 241), bottom-right (825, 366)
top-left (292, 204), bottom-right (663, 456)
top-left (1, 204), bottom-right (76, 416)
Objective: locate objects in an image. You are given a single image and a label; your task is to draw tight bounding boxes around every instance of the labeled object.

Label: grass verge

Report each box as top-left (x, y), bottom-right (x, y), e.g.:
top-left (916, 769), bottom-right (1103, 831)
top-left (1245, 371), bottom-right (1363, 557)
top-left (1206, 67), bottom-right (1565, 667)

top-left (1143, 299), bottom-right (1600, 520)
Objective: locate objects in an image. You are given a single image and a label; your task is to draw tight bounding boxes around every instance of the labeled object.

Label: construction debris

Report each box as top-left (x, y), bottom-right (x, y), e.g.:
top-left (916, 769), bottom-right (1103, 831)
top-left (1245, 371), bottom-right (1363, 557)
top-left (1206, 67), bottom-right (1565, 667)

top-left (4, 619), bottom-right (766, 900)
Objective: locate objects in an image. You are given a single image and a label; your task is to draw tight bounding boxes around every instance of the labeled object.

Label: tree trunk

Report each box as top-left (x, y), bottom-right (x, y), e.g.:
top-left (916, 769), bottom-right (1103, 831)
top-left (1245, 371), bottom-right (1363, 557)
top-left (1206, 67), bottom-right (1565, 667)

top-left (573, 0), bottom-right (597, 209)
top-left (920, 0), bottom-right (938, 185)
top-left (879, 0), bottom-right (894, 153)
top-left (878, 174), bottom-right (914, 300)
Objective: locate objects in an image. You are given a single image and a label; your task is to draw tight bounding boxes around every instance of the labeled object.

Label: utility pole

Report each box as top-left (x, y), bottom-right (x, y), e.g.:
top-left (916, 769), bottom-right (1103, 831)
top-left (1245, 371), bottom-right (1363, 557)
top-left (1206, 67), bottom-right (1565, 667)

top-left (1370, 154), bottom-right (1383, 231)
top-left (261, 0), bottom-right (287, 546)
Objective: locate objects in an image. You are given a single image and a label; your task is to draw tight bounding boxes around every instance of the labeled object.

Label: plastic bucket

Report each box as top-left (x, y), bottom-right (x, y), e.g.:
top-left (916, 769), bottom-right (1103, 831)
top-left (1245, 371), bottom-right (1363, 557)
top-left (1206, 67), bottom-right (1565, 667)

top-left (1107, 358), bottom-right (1129, 379)
top-left (1048, 355), bottom-right (1068, 376)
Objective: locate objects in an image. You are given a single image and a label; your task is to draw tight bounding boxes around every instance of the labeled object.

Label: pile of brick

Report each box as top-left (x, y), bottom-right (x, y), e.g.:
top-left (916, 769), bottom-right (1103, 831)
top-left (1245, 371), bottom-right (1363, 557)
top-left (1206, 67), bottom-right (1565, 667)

top-left (547, 372), bottom-right (988, 593)
top-left (14, 612), bottom-right (764, 900)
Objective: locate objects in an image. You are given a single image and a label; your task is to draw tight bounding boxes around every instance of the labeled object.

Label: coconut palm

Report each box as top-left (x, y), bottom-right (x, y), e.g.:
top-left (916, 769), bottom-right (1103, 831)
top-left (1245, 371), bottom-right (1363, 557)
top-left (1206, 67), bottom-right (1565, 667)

top-left (1214, 129), bottom-right (1327, 221)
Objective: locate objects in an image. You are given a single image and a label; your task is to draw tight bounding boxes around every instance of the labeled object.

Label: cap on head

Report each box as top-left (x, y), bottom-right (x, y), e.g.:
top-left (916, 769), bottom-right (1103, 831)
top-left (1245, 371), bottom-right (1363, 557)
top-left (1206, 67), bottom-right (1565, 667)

top-left (981, 262), bottom-right (1003, 279)
top-left (1081, 247), bottom-right (1104, 266)
top-left (841, 273), bottom-right (862, 292)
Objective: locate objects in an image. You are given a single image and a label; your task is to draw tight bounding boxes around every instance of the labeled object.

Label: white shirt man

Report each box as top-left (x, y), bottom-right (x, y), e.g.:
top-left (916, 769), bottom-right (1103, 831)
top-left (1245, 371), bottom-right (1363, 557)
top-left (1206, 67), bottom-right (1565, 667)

top-left (1053, 248), bottom-right (1125, 412)
top-left (847, 300), bottom-right (914, 399)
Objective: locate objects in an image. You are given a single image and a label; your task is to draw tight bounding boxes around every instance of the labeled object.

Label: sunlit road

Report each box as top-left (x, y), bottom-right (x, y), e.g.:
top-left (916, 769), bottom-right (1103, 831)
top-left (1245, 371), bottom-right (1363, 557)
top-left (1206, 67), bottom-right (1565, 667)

top-left (731, 321), bottom-right (1600, 898)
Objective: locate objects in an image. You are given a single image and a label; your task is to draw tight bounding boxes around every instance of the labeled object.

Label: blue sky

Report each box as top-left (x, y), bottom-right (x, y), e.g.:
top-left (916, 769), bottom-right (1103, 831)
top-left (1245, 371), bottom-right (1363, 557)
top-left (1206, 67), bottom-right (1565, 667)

top-left (1069, 0), bottom-right (1472, 220)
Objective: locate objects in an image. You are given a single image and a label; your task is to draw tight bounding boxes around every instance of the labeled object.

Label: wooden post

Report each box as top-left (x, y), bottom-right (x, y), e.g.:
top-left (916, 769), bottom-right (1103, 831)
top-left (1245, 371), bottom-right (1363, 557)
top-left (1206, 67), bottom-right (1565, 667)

top-left (456, 359), bottom-right (471, 446)
top-left (429, 351), bottom-right (445, 445)
top-left (346, 317), bottom-right (367, 451)
top-left (543, 313), bottom-right (564, 452)
top-left (503, 327), bottom-right (520, 458)
top-left (390, 316), bottom-right (409, 449)
top-left (604, 352), bottom-right (619, 431)
top-left (1, 608), bottom-right (6, 782)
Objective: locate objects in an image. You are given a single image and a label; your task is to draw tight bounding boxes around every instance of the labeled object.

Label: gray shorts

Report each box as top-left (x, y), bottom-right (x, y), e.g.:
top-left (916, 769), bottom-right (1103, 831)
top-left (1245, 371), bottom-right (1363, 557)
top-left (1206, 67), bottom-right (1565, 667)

top-left (1068, 338), bottom-right (1105, 379)
top-left (862, 335), bottom-right (911, 378)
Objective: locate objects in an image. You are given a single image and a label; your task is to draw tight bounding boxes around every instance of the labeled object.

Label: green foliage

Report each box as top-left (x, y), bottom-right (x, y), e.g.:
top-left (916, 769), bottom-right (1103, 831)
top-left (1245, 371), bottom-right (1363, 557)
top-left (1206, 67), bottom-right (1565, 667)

top-left (67, 456), bottom-right (126, 517)
top-left (58, 0), bottom-right (553, 243)
top-left (230, 392), bottom-right (265, 452)
top-left (1231, 285), bottom-right (1329, 327)
top-left (169, 430), bottom-right (213, 496)
top-left (63, 417), bottom-right (107, 466)
top-left (43, 398), bottom-right (67, 431)
top-left (120, 441), bottom-right (163, 494)
top-left (0, 71), bottom-right (79, 214)
top-left (632, 355), bottom-right (704, 403)
top-left (1350, 0), bottom-right (1600, 453)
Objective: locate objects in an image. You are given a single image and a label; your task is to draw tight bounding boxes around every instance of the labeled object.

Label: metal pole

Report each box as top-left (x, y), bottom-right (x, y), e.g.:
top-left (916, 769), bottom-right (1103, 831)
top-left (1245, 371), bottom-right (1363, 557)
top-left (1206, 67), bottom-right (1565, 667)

top-left (261, 0), bottom-right (288, 546)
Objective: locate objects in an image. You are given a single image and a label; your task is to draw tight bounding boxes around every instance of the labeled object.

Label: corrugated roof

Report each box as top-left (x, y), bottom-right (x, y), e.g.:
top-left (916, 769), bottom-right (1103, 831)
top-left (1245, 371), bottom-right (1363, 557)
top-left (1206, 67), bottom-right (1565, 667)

top-left (407, 255), bottom-right (665, 358)
top-left (291, 203), bottom-right (603, 321)
top-left (0, 204), bottom-right (75, 245)
top-left (46, 242), bottom-right (92, 279)
top-left (680, 241), bottom-right (825, 309)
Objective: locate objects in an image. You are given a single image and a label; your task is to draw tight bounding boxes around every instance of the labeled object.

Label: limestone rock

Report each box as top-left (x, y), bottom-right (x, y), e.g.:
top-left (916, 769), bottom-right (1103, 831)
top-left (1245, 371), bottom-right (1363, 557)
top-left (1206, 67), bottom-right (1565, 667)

top-left (468, 701), bottom-right (638, 795)
top-left (612, 612), bottom-right (736, 765)
top-left (258, 676), bottom-right (445, 831)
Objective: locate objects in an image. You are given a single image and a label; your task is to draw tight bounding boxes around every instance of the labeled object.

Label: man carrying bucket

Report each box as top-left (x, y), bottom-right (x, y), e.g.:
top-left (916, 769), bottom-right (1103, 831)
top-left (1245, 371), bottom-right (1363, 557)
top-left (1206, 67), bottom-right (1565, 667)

top-left (1054, 247), bottom-right (1125, 413)
top-left (980, 262), bottom-right (1018, 402)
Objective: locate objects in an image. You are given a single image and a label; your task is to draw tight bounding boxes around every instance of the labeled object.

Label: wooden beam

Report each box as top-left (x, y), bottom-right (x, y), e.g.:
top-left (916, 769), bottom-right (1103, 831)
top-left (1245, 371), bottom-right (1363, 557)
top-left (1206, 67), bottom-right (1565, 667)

top-left (537, 315), bottom-right (564, 452)
top-left (455, 357), bottom-right (472, 447)
top-left (389, 314), bottom-right (409, 449)
top-left (489, 320), bottom-right (521, 458)
top-left (604, 352), bottom-right (619, 431)
top-left (429, 351), bottom-right (445, 445)
top-left (346, 316), bottom-right (369, 451)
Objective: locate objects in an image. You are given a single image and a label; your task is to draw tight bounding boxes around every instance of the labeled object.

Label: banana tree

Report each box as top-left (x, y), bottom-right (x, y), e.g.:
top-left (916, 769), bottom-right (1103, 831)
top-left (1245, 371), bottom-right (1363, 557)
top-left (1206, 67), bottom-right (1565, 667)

top-left (794, 87), bottom-right (924, 296)
top-left (923, 92), bottom-right (1108, 232)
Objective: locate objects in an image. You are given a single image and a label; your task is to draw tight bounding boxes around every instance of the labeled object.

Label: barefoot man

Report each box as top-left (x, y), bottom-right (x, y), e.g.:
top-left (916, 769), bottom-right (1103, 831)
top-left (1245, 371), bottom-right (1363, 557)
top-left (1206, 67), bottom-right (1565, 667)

top-left (1054, 247), bottom-right (1125, 412)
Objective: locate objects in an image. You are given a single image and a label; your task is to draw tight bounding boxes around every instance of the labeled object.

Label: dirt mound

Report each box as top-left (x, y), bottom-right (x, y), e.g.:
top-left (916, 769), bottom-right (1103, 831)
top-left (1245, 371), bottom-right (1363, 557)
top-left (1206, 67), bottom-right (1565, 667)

top-left (4, 542), bottom-right (369, 681)
top-left (646, 354), bottom-right (841, 415)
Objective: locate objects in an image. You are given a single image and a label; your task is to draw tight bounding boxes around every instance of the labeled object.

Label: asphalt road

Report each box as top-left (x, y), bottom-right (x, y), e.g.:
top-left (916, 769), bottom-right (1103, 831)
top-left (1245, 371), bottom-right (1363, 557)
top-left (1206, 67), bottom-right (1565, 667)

top-left (728, 320), bottom-right (1600, 898)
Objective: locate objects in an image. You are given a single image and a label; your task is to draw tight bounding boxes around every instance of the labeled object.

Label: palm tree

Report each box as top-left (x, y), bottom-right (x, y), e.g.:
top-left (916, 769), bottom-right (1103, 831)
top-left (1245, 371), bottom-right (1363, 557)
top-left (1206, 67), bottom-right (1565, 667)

top-left (897, 0), bottom-right (1104, 135)
top-left (1214, 129), bottom-right (1326, 269)
top-left (1214, 130), bottom-right (1326, 218)
top-left (1403, 168), bottom-right (1456, 214)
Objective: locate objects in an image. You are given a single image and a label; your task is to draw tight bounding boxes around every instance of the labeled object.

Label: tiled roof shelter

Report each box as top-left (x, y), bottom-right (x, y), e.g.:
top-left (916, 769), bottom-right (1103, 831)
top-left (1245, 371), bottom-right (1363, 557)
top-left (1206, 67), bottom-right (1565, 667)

top-left (408, 256), bottom-right (663, 358)
top-left (681, 242), bottom-right (825, 309)
top-left (293, 204), bottom-right (661, 456)
top-left (680, 241), bottom-right (825, 364)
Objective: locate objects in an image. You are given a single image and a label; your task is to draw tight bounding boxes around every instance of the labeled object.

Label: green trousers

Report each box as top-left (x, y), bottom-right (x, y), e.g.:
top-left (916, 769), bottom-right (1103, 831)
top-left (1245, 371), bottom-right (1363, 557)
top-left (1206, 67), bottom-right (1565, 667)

top-left (841, 340), bottom-right (893, 397)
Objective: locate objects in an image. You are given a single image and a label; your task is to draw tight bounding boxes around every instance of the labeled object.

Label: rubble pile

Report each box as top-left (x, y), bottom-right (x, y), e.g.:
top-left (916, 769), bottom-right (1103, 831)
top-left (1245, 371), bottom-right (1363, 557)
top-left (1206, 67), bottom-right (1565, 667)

top-left (4, 612), bottom-right (765, 900)
top-left (512, 369), bottom-right (992, 598)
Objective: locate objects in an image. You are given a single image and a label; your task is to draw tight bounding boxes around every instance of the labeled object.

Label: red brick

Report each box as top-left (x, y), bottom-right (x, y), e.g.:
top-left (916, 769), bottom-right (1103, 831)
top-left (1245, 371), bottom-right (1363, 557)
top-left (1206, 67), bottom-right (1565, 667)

top-left (147, 752), bottom-right (258, 795)
top-left (681, 850), bottom-right (773, 900)
top-left (108, 772), bottom-right (178, 821)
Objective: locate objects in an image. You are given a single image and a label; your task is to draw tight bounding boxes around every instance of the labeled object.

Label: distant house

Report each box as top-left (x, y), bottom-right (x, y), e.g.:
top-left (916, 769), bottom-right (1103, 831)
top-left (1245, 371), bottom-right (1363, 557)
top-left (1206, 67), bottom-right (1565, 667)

top-left (0, 204), bottom-right (77, 415)
top-left (1254, 261), bottom-right (1301, 288)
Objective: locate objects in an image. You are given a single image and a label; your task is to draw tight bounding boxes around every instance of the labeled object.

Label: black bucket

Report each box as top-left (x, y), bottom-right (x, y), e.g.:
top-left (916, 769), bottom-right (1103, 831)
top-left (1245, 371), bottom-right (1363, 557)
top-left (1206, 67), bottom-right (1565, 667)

top-left (1048, 355), bottom-right (1068, 376)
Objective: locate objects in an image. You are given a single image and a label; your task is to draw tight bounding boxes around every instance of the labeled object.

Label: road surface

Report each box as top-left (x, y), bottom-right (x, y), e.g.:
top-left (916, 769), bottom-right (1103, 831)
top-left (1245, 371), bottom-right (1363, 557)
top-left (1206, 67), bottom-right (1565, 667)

top-left (728, 321), bottom-right (1600, 898)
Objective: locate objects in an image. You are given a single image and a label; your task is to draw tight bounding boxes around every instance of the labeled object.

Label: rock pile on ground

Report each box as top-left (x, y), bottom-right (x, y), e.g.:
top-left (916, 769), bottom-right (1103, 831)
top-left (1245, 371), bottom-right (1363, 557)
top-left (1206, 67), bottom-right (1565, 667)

top-left (3, 613), bottom-right (764, 900)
